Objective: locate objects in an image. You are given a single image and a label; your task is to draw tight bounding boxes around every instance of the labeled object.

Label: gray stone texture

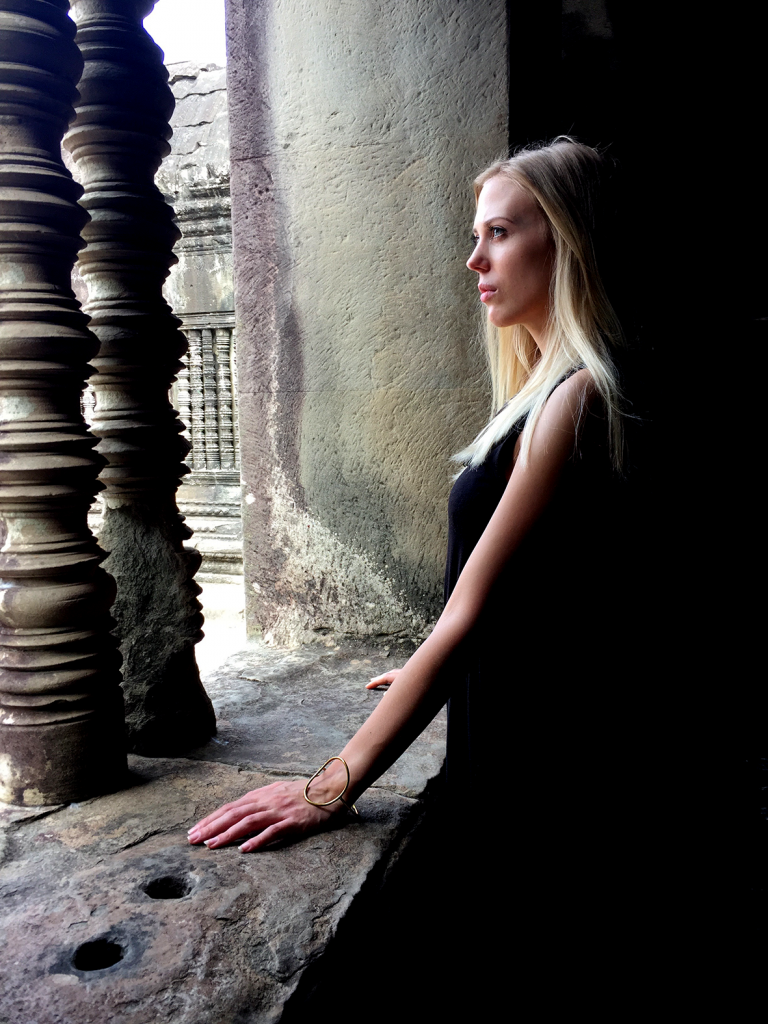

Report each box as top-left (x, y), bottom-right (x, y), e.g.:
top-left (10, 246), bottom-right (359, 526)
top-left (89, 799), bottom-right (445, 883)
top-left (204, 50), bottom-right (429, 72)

top-left (98, 502), bottom-right (214, 755)
top-left (227, 0), bottom-right (508, 644)
top-left (185, 636), bottom-right (440, 798)
top-left (0, 641), bottom-right (445, 1023)
top-left (158, 62), bottom-right (232, 317)
top-left (157, 63), bottom-right (244, 581)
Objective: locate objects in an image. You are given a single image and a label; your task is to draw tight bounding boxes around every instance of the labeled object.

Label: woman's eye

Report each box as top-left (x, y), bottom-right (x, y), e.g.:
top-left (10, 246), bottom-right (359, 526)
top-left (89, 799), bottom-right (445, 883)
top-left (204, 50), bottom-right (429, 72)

top-left (490, 226), bottom-right (506, 238)
top-left (469, 234), bottom-right (479, 250)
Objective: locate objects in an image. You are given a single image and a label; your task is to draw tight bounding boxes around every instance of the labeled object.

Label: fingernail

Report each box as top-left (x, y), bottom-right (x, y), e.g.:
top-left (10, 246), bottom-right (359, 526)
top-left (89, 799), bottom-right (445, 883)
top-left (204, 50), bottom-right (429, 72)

top-left (204, 839), bottom-right (215, 848)
top-left (238, 844), bottom-right (248, 852)
top-left (188, 830), bottom-right (199, 840)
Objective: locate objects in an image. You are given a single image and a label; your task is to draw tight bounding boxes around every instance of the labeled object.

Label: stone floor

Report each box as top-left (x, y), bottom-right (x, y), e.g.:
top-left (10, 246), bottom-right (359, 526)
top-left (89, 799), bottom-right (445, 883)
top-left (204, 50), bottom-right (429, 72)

top-left (0, 637), bottom-right (446, 1024)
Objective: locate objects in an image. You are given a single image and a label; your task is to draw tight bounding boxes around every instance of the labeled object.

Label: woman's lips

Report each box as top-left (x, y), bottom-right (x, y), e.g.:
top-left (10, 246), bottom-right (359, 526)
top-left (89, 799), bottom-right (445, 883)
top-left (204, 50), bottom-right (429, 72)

top-left (479, 285), bottom-right (496, 303)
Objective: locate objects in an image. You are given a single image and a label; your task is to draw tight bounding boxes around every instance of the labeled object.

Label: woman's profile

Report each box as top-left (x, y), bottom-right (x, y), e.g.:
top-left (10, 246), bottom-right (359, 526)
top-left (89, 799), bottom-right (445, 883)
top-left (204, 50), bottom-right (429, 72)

top-left (188, 137), bottom-right (628, 858)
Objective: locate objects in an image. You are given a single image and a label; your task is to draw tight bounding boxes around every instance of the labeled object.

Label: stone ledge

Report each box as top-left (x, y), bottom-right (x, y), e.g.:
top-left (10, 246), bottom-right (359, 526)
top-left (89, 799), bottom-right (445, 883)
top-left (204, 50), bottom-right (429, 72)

top-left (0, 640), bottom-right (445, 1024)
top-left (190, 638), bottom-right (444, 798)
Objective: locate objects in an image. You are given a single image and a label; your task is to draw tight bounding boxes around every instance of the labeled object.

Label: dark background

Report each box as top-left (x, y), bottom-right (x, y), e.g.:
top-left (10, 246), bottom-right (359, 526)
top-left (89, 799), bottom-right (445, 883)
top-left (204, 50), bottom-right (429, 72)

top-left (509, 0), bottom-right (763, 676)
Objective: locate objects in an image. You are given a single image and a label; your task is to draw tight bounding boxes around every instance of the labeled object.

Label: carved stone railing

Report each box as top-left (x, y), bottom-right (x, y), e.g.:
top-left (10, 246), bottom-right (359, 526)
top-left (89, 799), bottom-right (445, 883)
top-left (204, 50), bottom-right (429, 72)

top-left (64, 0), bottom-right (215, 754)
top-left (0, 0), bottom-right (126, 804)
top-left (173, 317), bottom-right (239, 473)
top-left (173, 315), bottom-right (242, 579)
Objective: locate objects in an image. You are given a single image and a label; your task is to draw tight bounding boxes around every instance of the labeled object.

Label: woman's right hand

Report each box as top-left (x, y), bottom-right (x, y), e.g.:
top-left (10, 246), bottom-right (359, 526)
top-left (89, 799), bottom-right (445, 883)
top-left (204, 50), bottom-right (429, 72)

top-left (366, 669), bottom-right (402, 690)
top-left (187, 776), bottom-right (347, 853)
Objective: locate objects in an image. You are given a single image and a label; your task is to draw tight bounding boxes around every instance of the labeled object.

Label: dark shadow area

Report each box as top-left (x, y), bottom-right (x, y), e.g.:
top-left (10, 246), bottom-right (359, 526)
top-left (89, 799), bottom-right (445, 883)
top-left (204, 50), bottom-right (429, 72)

top-left (285, 756), bottom-right (757, 1020)
top-left (282, 779), bottom-right (474, 1023)
top-left (505, 2), bottom-right (765, 686)
top-left (742, 759), bottom-right (768, 903)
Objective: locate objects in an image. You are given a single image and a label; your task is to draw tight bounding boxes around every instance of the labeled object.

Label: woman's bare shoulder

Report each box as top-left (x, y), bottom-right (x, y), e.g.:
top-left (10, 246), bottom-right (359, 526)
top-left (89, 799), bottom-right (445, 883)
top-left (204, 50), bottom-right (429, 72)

top-left (539, 368), bottom-right (598, 433)
top-left (553, 367), bottom-right (597, 401)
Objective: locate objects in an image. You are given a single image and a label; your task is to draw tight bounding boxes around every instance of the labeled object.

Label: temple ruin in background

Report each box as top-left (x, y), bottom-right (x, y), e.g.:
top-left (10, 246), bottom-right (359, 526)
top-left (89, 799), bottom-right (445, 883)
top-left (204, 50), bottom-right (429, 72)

top-left (160, 61), bottom-right (242, 584)
top-left (81, 60), bottom-right (242, 585)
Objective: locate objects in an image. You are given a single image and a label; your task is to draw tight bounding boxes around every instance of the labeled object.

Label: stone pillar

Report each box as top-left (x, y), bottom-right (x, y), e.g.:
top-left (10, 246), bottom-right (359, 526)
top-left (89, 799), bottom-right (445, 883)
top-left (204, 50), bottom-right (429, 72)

top-left (0, 0), bottom-right (125, 804)
top-left (226, 0), bottom-right (507, 645)
top-left (64, 0), bottom-right (215, 754)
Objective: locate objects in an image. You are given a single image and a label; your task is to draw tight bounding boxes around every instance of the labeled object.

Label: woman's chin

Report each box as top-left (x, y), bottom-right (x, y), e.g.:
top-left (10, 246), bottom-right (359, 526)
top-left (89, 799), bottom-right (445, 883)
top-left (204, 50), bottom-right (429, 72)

top-left (487, 310), bottom-right (514, 329)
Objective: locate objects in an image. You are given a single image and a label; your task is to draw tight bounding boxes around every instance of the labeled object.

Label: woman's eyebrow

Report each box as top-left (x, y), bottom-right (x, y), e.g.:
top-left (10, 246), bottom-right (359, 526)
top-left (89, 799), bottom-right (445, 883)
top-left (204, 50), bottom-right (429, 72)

top-left (473, 215), bottom-right (517, 231)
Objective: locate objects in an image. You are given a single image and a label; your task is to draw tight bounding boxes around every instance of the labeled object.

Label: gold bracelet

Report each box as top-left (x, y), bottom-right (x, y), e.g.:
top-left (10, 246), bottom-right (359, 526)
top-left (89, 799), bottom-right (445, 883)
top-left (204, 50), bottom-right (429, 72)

top-left (303, 756), bottom-right (359, 816)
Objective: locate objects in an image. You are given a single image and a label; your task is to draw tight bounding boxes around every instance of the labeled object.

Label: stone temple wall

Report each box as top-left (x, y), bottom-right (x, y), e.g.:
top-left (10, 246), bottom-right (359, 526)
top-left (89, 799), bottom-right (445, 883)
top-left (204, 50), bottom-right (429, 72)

top-left (227, 0), bottom-right (509, 645)
top-left (159, 63), bottom-right (233, 322)
top-left (157, 62), bottom-right (241, 583)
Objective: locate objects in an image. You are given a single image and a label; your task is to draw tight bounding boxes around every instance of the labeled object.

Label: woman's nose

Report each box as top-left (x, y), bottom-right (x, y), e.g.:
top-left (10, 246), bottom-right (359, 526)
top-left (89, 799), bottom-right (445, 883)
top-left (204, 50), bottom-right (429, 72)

top-left (467, 243), bottom-right (488, 273)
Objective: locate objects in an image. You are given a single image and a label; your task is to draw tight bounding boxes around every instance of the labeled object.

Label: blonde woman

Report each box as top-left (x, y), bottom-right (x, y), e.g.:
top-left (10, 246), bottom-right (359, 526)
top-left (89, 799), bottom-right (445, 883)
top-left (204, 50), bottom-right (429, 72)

top-left (188, 138), bottom-right (625, 852)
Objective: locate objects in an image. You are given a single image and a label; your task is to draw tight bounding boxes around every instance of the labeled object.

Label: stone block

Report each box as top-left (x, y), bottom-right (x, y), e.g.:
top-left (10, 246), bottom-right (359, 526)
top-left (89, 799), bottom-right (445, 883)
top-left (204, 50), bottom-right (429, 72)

top-left (0, 641), bottom-right (446, 1022)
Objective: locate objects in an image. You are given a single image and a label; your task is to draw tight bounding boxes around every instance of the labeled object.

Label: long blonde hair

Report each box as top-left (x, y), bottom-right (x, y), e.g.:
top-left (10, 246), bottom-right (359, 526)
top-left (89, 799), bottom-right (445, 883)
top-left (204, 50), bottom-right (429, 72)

top-left (455, 138), bottom-right (625, 471)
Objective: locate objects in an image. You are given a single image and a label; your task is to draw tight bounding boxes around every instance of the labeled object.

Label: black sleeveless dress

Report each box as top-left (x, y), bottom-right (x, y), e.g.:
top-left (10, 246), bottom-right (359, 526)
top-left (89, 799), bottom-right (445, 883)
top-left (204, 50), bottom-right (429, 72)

top-left (341, 403), bottom-right (666, 1021)
top-left (442, 402), bottom-right (619, 804)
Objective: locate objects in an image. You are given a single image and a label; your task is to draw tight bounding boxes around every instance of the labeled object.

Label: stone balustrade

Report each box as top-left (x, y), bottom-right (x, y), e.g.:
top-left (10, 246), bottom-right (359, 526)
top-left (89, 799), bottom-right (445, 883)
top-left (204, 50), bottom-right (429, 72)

top-left (176, 320), bottom-right (239, 473)
top-left (63, 0), bottom-right (215, 754)
top-left (0, 0), bottom-right (125, 805)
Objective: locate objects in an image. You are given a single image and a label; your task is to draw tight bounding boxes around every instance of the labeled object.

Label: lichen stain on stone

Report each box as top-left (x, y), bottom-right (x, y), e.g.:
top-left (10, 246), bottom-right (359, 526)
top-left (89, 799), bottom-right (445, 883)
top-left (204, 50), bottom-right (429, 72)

top-left (265, 468), bottom-right (429, 646)
top-left (0, 753), bottom-right (15, 787)
top-left (22, 787), bottom-right (47, 805)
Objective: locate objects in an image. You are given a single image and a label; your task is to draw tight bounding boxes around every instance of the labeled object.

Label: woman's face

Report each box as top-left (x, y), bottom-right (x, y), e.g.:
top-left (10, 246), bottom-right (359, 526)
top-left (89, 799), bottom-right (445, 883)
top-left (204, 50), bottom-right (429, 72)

top-left (467, 175), bottom-right (555, 344)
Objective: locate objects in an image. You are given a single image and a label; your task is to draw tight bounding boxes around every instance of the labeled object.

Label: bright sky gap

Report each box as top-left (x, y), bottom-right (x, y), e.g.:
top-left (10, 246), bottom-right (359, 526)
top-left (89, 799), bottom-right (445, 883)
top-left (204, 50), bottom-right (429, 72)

top-left (143, 0), bottom-right (226, 67)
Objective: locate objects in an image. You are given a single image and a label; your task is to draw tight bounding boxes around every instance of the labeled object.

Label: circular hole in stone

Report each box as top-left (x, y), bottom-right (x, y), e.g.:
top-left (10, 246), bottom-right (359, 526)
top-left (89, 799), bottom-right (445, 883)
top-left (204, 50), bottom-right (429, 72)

top-left (142, 874), bottom-right (192, 900)
top-left (72, 938), bottom-right (124, 972)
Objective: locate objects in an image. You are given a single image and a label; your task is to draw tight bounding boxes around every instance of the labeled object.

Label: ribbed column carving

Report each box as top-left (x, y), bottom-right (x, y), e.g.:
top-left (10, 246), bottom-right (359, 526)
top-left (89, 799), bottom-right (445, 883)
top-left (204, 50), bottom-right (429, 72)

top-left (176, 356), bottom-right (192, 452)
top-left (64, 0), bottom-right (214, 753)
top-left (0, 0), bottom-right (125, 804)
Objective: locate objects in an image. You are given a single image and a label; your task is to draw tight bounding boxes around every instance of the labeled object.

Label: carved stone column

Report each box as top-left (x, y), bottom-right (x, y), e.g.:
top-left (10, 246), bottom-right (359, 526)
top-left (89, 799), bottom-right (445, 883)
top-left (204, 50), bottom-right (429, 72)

top-left (64, 0), bottom-right (215, 753)
top-left (0, 0), bottom-right (125, 804)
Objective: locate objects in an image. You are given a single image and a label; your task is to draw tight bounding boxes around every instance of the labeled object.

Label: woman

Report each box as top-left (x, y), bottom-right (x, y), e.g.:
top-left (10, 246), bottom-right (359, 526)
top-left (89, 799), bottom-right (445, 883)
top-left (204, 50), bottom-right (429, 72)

top-left (187, 137), bottom-right (625, 854)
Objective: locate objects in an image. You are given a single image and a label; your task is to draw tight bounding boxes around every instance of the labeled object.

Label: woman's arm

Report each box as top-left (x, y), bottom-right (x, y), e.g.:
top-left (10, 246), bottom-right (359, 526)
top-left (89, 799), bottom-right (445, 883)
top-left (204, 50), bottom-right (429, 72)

top-left (188, 370), bottom-right (596, 852)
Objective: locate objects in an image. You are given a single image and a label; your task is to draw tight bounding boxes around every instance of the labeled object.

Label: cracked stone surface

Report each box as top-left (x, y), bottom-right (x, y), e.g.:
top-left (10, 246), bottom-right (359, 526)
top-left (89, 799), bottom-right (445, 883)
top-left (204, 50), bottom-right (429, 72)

top-left (0, 641), bottom-right (446, 1024)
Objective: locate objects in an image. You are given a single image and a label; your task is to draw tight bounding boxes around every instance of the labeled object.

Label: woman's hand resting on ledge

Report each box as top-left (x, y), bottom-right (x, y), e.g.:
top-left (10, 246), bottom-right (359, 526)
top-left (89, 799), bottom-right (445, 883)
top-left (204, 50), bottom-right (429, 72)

top-left (188, 674), bottom-right (403, 853)
top-left (187, 763), bottom-right (352, 853)
top-left (366, 668), bottom-right (402, 689)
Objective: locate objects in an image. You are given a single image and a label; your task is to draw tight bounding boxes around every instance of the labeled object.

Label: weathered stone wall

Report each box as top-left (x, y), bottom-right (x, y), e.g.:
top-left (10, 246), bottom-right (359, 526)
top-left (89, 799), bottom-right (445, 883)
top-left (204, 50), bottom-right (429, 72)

top-left (157, 63), bottom-right (242, 581)
top-left (158, 62), bottom-right (232, 318)
top-left (227, 0), bottom-right (508, 644)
